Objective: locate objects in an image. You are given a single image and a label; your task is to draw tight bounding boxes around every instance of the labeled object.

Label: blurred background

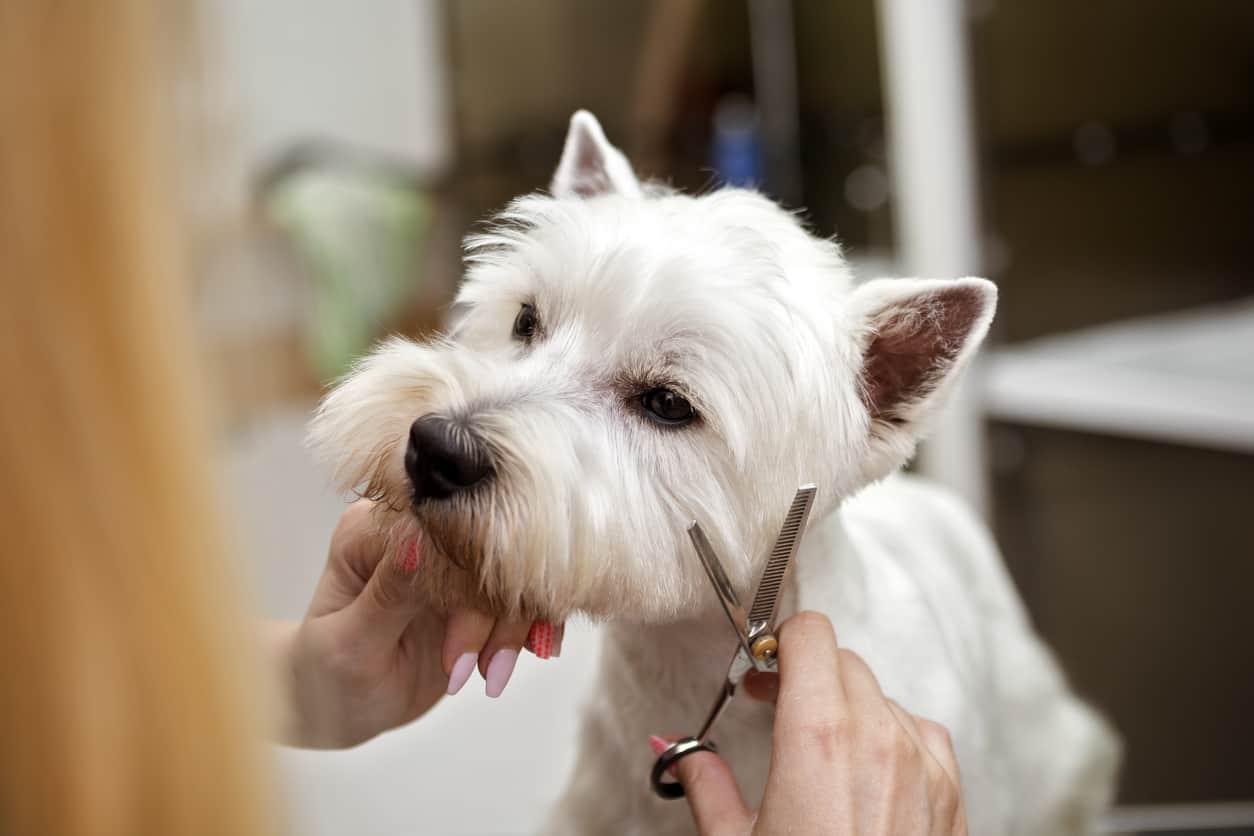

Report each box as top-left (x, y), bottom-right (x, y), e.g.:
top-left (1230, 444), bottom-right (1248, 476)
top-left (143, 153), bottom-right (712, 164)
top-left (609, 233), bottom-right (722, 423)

top-left (189, 1), bottom-right (1254, 834)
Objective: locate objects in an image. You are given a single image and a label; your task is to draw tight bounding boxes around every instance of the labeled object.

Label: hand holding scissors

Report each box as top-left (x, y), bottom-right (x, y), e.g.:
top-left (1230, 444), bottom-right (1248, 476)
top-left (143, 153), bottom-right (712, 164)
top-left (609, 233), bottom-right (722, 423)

top-left (663, 612), bottom-right (970, 835)
top-left (650, 485), bottom-right (817, 798)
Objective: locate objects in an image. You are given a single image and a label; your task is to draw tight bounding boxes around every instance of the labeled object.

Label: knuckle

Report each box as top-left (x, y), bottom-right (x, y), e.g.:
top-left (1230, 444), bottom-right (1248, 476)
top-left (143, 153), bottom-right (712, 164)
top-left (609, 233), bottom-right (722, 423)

top-left (789, 716), bottom-right (854, 760)
top-left (919, 718), bottom-right (959, 761)
top-left (893, 733), bottom-right (918, 765)
top-left (868, 723), bottom-right (917, 770)
top-left (367, 574), bottom-right (395, 608)
top-left (837, 647), bottom-right (868, 672)
top-left (926, 759), bottom-right (950, 793)
top-left (919, 717), bottom-right (952, 744)
top-left (335, 499), bottom-right (374, 537)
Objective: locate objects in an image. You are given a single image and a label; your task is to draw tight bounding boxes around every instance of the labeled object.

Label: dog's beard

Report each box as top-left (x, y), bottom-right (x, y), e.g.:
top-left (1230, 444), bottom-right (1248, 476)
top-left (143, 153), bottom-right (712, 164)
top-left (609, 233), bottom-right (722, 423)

top-left (409, 490), bottom-right (553, 620)
top-left (394, 417), bottom-right (604, 622)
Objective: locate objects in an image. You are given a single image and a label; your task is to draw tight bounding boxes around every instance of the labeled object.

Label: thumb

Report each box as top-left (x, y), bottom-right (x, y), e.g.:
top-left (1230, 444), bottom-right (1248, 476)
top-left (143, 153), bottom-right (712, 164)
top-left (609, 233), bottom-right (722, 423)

top-left (346, 536), bottom-right (425, 645)
top-left (668, 747), bottom-right (754, 836)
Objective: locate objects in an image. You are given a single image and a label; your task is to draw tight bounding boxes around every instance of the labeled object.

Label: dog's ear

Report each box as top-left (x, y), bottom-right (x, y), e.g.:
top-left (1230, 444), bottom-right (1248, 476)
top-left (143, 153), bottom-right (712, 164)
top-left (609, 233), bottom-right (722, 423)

top-left (551, 110), bottom-right (642, 199)
top-left (848, 277), bottom-right (996, 462)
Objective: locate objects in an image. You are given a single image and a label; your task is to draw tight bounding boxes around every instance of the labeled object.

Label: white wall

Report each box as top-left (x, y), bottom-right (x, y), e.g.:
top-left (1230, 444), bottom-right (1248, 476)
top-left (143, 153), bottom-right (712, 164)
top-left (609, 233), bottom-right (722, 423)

top-left (210, 0), bottom-right (451, 177)
top-left (192, 1), bottom-right (453, 359)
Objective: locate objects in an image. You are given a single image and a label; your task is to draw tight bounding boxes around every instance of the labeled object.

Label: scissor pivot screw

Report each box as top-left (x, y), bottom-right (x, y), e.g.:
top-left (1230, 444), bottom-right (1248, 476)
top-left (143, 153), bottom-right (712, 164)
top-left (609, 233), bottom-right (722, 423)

top-left (750, 634), bottom-right (778, 661)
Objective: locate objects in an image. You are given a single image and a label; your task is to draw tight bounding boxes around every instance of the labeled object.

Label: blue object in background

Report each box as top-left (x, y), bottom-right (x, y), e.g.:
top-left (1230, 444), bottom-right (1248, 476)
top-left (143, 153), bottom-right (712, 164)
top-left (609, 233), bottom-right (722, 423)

top-left (711, 95), bottom-right (763, 189)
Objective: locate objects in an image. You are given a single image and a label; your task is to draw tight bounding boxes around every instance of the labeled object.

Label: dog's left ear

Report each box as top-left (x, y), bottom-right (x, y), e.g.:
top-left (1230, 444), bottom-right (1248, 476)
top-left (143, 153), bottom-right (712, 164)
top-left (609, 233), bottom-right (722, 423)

top-left (847, 277), bottom-right (997, 468)
top-left (551, 110), bottom-right (642, 199)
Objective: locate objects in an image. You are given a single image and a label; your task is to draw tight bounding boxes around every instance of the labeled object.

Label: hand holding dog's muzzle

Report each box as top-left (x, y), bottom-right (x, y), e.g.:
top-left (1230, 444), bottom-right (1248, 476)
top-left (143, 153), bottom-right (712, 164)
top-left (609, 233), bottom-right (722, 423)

top-left (276, 500), bottom-right (563, 748)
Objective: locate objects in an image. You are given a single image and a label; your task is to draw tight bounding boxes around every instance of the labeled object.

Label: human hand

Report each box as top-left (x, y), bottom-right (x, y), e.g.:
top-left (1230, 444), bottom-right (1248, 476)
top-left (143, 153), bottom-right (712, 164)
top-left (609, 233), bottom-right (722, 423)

top-left (273, 500), bottom-right (563, 748)
top-left (658, 612), bottom-right (966, 835)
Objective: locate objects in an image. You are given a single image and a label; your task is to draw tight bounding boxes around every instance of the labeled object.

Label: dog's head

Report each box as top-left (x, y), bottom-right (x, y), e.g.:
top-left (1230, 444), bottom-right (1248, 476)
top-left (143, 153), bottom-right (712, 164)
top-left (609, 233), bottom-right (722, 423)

top-left (309, 112), bottom-right (995, 623)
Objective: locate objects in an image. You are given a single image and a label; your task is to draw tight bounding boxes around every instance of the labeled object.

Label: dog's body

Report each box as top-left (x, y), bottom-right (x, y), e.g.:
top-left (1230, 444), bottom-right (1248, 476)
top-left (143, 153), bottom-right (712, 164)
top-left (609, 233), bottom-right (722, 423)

top-left (552, 475), bottom-right (1118, 835)
top-left (311, 111), bottom-right (1118, 835)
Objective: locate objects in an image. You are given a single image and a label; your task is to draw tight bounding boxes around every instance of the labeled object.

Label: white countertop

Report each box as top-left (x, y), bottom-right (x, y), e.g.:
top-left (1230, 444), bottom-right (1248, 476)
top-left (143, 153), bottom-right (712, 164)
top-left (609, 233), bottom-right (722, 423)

top-left (982, 298), bottom-right (1254, 454)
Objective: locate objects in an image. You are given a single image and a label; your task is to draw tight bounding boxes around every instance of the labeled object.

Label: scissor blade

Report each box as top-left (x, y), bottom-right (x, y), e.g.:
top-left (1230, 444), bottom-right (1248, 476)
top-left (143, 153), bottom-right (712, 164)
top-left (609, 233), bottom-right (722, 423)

top-left (687, 522), bottom-right (753, 653)
top-left (747, 484), bottom-right (817, 628)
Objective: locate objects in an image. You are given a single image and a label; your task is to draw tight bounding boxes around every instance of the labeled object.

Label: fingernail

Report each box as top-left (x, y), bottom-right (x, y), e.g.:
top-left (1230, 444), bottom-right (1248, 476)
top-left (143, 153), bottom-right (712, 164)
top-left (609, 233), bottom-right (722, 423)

top-left (552, 623), bottom-right (565, 658)
top-left (484, 648), bottom-right (518, 698)
top-left (526, 621), bottom-right (557, 659)
top-left (446, 651), bottom-right (477, 696)
top-left (648, 735), bottom-right (671, 756)
top-left (399, 537), bottom-right (421, 574)
top-left (744, 670), bottom-right (780, 703)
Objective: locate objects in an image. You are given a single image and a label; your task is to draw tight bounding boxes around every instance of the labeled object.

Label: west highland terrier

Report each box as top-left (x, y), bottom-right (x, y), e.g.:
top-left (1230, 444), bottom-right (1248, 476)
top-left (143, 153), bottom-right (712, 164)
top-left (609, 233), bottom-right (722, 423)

top-left (310, 111), bottom-right (1119, 835)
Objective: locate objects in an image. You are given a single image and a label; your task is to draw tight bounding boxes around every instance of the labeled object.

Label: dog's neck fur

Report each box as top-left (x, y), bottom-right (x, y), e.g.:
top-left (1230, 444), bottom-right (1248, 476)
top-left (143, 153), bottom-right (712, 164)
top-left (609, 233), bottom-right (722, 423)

top-left (604, 504), bottom-right (865, 696)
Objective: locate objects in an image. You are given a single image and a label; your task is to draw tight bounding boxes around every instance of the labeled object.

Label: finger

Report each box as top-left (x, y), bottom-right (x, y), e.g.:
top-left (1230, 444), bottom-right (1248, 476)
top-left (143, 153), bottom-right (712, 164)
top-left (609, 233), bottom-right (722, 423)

top-left (442, 607), bottom-right (494, 695)
top-left (837, 648), bottom-right (892, 715)
top-left (331, 499), bottom-right (392, 583)
top-left (888, 702), bottom-right (959, 836)
top-left (922, 716), bottom-right (958, 787)
top-left (917, 717), bottom-right (961, 788)
top-left (773, 612), bottom-right (848, 738)
top-left (478, 618), bottom-right (531, 698)
top-left (743, 670), bottom-right (779, 703)
top-left (306, 499), bottom-right (384, 617)
top-left (884, 699), bottom-right (925, 753)
top-left (658, 742), bottom-right (753, 836)
top-left (917, 717), bottom-right (967, 835)
top-left (343, 533), bottom-right (425, 646)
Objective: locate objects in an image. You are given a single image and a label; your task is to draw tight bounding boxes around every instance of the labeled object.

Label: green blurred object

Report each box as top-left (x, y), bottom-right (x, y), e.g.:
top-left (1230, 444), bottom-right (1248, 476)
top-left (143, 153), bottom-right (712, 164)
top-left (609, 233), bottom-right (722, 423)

top-left (267, 165), bottom-right (431, 381)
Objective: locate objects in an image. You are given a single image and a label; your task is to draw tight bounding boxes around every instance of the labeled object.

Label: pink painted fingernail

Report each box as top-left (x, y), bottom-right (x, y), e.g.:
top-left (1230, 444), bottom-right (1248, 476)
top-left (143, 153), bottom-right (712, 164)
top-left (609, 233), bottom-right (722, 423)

top-left (446, 652), bottom-right (477, 696)
top-left (399, 537), bottom-right (421, 574)
top-left (648, 735), bottom-right (671, 756)
top-left (484, 648), bottom-right (518, 698)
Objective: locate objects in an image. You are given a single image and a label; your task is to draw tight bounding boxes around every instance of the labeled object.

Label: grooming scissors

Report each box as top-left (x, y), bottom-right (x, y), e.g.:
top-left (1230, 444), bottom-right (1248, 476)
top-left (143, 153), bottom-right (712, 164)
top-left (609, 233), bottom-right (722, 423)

top-left (650, 484), bottom-right (817, 799)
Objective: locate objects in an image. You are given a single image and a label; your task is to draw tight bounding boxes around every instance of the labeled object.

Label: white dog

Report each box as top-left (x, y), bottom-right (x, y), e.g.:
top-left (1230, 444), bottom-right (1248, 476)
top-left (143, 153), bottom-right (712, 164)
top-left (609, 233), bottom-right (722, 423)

top-left (310, 111), bottom-right (1119, 835)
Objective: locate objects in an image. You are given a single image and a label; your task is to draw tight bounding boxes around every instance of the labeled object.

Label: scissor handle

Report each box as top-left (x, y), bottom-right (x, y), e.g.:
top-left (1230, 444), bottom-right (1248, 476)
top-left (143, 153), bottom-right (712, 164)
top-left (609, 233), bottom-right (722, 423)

top-left (650, 737), bottom-right (718, 799)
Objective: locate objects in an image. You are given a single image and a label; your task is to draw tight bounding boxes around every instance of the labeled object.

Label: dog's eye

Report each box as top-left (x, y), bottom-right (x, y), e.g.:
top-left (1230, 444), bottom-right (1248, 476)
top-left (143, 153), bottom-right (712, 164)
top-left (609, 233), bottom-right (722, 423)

top-left (513, 303), bottom-right (538, 340)
top-left (641, 388), bottom-right (695, 425)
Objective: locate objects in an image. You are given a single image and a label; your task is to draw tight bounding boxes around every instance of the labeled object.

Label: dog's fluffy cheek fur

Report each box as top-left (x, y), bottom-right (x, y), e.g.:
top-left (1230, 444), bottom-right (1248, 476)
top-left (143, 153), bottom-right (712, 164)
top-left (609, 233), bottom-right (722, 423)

top-left (308, 336), bottom-right (477, 511)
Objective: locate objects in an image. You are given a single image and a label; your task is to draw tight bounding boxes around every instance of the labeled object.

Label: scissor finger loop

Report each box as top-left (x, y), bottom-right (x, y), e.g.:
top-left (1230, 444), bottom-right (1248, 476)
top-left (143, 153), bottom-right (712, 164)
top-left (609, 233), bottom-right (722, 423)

top-left (650, 736), bottom-right (718, 799)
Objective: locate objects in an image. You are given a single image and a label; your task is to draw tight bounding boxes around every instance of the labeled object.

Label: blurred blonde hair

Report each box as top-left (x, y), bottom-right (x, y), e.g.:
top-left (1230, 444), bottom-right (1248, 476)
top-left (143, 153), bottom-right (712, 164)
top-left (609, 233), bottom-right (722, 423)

top-left (0, 2), bottom-right (276, 835)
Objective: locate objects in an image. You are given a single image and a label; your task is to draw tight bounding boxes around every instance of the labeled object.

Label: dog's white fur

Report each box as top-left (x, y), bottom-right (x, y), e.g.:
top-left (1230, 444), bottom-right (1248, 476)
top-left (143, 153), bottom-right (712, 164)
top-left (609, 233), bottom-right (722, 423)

top-left (310, 111), bottom-right (1119, 835)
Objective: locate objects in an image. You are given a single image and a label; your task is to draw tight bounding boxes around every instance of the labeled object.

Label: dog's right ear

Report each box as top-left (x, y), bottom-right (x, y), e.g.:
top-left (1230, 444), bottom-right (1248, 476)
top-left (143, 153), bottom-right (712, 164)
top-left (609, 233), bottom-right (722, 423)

top-left (551, 111), bottom-right (642, 199)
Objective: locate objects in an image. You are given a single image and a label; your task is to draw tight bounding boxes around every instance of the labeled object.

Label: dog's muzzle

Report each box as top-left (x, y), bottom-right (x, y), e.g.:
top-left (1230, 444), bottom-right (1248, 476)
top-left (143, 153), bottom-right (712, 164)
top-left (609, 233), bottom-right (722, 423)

top-left (405, 414), bottom-right (494, 503)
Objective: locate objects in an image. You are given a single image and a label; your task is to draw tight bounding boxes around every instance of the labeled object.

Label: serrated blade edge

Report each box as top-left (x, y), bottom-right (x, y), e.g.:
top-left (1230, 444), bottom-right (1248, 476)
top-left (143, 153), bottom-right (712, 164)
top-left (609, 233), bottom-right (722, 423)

top-left (747, 484), bottom-right (816, 627)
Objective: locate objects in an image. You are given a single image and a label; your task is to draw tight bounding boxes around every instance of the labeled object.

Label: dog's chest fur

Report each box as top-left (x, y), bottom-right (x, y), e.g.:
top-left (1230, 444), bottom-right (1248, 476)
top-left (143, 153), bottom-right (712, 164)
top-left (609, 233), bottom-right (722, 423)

top-left (547, 474), bottom-right (1118, 836)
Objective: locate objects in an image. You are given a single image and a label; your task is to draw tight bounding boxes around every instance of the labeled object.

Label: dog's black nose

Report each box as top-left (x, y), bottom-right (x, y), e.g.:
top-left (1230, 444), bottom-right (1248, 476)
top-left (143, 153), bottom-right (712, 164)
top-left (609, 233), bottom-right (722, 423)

top-left (405, 414), bottom-right (493, 502)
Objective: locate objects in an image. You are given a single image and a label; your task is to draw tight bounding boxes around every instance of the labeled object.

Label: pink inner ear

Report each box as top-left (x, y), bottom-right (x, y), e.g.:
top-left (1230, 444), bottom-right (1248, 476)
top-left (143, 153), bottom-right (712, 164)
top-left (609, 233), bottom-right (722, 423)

top-left (570, 145), bottom-right (612, 198)
top-left (861, 284), bottom-right (984, 424)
